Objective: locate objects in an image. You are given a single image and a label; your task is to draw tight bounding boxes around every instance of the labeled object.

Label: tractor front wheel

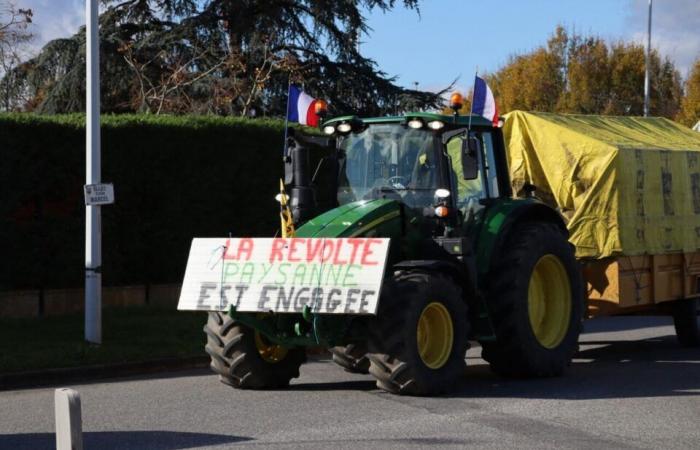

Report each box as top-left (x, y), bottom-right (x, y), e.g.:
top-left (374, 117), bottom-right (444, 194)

top-left (367, 270), bottom-right (469, 395)
top-left (330, 344), bottom-right (370, 374)
top-left (481, 222), bottom-right (583, 377)
top-left (204, 312), bottom-right (306, 389)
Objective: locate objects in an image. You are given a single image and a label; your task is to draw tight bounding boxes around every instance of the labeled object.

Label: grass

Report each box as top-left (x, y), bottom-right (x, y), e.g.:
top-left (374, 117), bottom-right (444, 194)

top-left (0, 307), bottom-right (207, 374)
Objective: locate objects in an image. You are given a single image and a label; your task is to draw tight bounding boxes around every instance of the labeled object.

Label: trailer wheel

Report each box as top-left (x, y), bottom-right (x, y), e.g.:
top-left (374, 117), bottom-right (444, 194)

top-left (672, 298), bottom-right (700, 347)
top-left (330, 344), bottom-right (370, 374)
top-left (367, 270), bottom-right (468, 395)
top-left (204, 312), bottom-right (306, 389)
top-left (481, 222), bottom-right (583, 377)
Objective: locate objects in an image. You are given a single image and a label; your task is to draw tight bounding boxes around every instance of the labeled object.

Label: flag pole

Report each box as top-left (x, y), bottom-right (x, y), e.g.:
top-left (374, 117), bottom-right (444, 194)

top-left (467, 67), bottom-right (478, 132)
top-left (283, 78), bottom-right (292, 159)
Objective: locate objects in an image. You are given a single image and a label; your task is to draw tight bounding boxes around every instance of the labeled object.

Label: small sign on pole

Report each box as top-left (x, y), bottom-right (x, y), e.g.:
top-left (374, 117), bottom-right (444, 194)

top-left (84, 183), bottom-right (115, 206)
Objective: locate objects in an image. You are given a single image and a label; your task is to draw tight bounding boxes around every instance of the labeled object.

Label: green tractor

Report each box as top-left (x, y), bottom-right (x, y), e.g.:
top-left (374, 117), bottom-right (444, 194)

top-left (202, 111), bottom-right (583, 396)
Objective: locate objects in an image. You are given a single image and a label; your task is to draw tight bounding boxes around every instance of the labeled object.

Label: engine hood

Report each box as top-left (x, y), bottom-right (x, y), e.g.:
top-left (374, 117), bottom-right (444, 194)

top-left (295, 199), bottom-right (402, 238)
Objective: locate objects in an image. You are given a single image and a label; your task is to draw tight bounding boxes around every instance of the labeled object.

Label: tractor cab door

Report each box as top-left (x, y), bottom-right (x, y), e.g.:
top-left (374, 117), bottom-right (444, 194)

top-left (445, 129), bottom-right (501, 223)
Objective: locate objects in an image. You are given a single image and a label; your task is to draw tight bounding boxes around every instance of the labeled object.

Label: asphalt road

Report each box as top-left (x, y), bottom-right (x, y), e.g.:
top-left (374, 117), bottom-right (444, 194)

top-left (1, 316), bottom-right (699, 450)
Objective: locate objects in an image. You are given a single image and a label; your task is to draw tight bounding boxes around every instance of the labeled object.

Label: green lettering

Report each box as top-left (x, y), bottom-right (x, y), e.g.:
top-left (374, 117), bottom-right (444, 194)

top-left (223, 263), bottom-right (239, 282)
top-left (325, 264), bottom-right (343, 285)
top-left (240, 262), bottom-right (255, 284)
top-left (342, 264), bottom-right (361, 287)
top-left (292, 264), bottom-right (307, 285)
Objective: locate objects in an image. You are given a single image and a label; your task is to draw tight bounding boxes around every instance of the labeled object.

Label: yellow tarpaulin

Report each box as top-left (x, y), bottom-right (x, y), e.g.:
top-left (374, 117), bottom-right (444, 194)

top-left (503, 111), bottom-right (700, 259)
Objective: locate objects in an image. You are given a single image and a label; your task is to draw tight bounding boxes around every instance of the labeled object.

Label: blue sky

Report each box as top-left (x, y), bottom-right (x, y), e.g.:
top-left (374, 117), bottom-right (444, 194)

top-left (19, 0), bottom-right (700, 93)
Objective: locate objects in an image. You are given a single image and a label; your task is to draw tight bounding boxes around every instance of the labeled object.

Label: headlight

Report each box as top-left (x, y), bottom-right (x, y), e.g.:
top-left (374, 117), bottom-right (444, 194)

top-left (427, 120), bottom-right (444, 130)
top-left (323, 125), bottom-right (336, 135)
top-left (407, 118), bottom-right (423, 129)
top-left (337, 122), bottom-right (352, 133)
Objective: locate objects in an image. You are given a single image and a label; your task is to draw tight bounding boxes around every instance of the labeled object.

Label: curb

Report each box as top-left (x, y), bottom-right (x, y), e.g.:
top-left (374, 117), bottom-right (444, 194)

top-left (0, 348), bottom-right (333, 391)
top-left (0, 356), bottom-right (210, 391)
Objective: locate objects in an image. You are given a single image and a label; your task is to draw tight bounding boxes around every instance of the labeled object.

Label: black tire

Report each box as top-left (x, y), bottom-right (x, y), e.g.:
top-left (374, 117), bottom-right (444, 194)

top-left (367, 270), bottom-right (469, 396)
top-left (672, 298), bottom-right (700, 347)
top-left (481, 222), bottom-right (583, 377)
top-left (204, 312), bottom-right (306, 389)
top-left (330, 344), bottom-right (370, 374)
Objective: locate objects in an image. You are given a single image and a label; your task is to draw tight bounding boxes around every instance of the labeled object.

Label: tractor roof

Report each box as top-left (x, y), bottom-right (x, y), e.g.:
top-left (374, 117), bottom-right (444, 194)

top-left (323, 112), bottom-right (494, 128)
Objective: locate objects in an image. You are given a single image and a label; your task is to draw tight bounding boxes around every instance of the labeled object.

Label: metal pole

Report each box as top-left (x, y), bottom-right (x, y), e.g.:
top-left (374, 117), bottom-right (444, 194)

top-left (85, 0), bottom-right (102, 344)
top-left (644, 0), bottom-right (652, 117)
top-left (283, 79), bottom-right (291, 159)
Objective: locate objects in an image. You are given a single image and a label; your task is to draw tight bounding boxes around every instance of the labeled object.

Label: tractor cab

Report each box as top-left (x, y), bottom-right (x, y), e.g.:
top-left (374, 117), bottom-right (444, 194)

top-left (292, 112), bottom-right (512, 240)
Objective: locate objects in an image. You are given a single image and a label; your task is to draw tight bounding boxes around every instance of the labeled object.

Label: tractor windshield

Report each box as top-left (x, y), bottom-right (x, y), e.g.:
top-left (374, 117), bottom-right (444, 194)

top-left (337, 124), bottom-right (440, 208)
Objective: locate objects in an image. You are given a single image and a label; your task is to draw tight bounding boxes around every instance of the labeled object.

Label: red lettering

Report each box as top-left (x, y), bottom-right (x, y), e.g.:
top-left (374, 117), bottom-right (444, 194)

top-left (306, 239), bottom-right (324, 262)
top-left (332, 239), bottom-right (347, 265)
top-left (288, 238), bottom-right (304, 262)
top-left (222, 238), bottom-right (234, 259)
top-left (269, 238), bottom-right (287, 263)
top-left (237, 238), bottom-right (254, 261)
top-left (361, 238), bottom-right (382, 265)
top-left (321, 240), bottom-right (335, 263)
top-left (347, 238), bottom-right (365, 265)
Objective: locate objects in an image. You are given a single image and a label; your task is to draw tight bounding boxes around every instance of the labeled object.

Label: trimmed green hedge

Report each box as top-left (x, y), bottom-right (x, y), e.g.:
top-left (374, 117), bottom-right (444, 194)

top-left (0, 113), bottom-right (293, 290)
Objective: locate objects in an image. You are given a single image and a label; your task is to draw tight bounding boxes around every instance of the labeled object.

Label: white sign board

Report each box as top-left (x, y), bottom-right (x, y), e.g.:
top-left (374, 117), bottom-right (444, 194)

top-left (177, 237), bottom-right (390, 315)
top-left (84, 183), bottom-right (114, 205)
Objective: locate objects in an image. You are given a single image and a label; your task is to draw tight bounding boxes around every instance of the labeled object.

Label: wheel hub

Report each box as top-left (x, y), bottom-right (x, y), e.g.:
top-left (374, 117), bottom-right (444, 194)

top-left (528, 254), bottom-right (572, 349)
top-left (254, 331), bottom-right (288, 363)
top-left (416, 302), bottom-right (454, 369)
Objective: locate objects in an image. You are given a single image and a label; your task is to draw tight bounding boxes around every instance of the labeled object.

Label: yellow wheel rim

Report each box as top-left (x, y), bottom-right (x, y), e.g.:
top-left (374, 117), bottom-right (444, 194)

top-left (416, 302), bottom-right (454, 369)
top-left (528, 254), bottom-right (572, 349)
top-left (254, 331), bottom-right (288, 363)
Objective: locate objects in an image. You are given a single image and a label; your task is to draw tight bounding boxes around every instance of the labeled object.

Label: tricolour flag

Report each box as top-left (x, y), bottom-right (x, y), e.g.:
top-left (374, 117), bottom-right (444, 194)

top-left (472, 76), bottom-right (499, 126)
top-left (286, 85), bottom-right (322, 127)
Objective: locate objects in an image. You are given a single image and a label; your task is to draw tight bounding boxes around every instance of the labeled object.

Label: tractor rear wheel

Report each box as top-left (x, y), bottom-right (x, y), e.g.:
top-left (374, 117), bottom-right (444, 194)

top-left (481, 222), bottom-right (583, 377)
top-left (204, 312), bottom-right (306, 389)
top-left (330, 344), bottom-right (370, 374)
top-left (367, 270), bottom-right (468, 395)
top-left (672, 298), bottom-right (700, 347)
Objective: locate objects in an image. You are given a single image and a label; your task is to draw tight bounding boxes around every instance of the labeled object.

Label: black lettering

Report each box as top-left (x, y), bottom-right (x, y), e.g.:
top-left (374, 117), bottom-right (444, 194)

top-left (258, 285), bottom-right (277, 309)
top-left (344, 288), bottom-right (361, 313)
top-left (233, 284), bottom-right (248, 307)
top-left (310, 287), bottom-right (323, 312)
top-left (219, 284), bottom-right (232, 308)
top-left (276, 286), bottom-right (295, 311)
top-left (359, 290), bottom-right (375, 314)
top-left (326, 288), bottom-right (342, 312)
top-left (197, 282), bottom-right (217, 308)
top-left (294, 287), bottom-right (310, 311)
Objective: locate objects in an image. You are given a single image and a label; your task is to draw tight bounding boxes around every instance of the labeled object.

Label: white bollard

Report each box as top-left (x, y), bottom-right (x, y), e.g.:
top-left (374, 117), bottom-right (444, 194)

top-left (55, 388), bottom-right (83, 450)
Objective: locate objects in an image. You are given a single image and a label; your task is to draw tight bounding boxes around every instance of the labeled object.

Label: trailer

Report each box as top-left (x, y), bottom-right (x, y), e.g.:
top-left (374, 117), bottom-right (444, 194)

top-left (504, 111), bottom-right (700, 344)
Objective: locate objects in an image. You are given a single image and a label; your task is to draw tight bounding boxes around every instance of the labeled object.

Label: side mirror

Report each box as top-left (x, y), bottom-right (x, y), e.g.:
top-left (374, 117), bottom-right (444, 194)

top-left (461, 137), bottom-right (480, 180)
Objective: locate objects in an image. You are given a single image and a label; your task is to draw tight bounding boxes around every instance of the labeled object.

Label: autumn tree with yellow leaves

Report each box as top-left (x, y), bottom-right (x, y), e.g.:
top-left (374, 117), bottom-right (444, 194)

top-left (678, 60), bottom-right (700, 127)
top-left (449, 26), bottom-right (684, 121)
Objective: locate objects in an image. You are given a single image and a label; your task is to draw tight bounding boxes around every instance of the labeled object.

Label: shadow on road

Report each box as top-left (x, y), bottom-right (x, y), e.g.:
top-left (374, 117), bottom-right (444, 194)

top-left (287, 378), bottom-right (376, 391)
top-left (455, 333), bottom-right (700, 400)
top-left (0, 430), bottom-right (251, 450)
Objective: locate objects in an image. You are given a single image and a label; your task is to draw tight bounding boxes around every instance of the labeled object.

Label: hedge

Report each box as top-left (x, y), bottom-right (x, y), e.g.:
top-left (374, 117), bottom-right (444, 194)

top-left (0, 113), bottom-right (297, 290)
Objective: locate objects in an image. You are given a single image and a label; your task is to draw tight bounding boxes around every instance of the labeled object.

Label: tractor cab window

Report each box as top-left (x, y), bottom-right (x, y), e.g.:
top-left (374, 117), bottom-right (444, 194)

top-left (337, 124), bottom-right (440, 209)
top-left (446, 130), bottom-right (499, 220)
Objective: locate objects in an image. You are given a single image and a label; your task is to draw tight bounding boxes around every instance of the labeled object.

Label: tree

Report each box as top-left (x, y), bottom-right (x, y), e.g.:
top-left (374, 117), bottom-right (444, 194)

top-left (487, 26), bottom-right (566, 114)
top-left (4, 0), bottom-right (448, 116)
top-left (476, 25), bottom-right (683, 119)
top-left (0, 1), bottom-right (33, 111)
top-left (678, 59), bottom-right (700, 127)
top-left (557, 35), bottom-right (609, 114)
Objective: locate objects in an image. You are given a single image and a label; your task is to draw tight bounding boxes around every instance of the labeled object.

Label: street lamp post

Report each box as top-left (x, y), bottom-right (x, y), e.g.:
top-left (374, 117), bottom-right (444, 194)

top-left (644, 0), bottom-right (652, 117)
top-left (85, 0), bottom-right (102, 344)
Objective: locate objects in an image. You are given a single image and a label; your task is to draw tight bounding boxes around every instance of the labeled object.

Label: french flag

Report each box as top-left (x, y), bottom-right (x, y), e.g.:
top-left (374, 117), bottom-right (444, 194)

top-left (472, 75), bottom-right (499, 126)
top-left (286, 85), bottom-right (322, 127)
